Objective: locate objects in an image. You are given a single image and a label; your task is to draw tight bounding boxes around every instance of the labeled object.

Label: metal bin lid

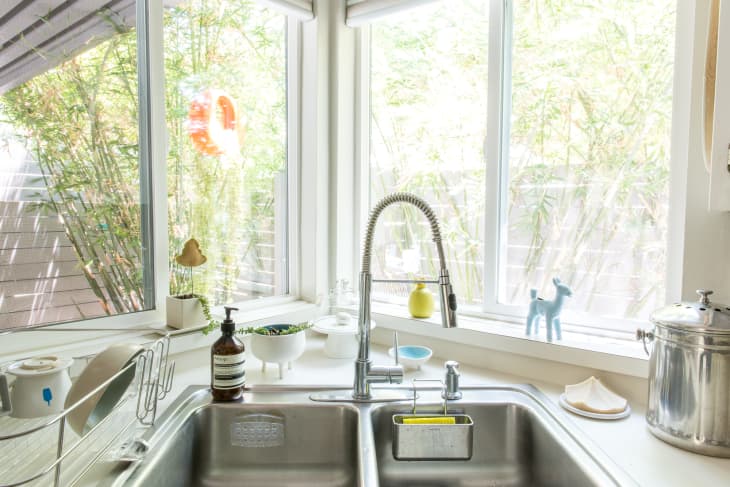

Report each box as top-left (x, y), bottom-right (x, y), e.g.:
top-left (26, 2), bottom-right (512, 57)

top-left (650, 289), bottom-right (730, 334)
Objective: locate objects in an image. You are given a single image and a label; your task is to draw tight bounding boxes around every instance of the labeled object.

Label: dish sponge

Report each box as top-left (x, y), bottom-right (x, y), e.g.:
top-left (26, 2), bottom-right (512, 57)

top-left (402, 416), bottom-right (456, 425)
top-left (564, 376), bottom-right (627, 414)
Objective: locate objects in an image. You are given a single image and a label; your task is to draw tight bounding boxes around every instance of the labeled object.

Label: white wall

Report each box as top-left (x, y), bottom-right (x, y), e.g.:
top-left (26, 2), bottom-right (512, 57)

top-left (673, 0), bottom-right (730, 305)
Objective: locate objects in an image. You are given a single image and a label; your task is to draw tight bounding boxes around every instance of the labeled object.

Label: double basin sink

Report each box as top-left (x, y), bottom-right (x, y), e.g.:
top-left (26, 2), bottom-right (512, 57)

top-left (113, 384), bottom-right (635, 486)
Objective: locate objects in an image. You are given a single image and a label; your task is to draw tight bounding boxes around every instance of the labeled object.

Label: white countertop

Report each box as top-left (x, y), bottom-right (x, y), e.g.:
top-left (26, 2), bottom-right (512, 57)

top-left (84, 333), bottom-right (730, 486)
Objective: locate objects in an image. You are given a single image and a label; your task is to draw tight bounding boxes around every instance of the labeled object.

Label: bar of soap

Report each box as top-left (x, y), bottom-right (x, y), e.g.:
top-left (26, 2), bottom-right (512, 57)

top-left (564, 376), bottom-right (627, 414)
top-left (402, 416), bottom-right (456, 425)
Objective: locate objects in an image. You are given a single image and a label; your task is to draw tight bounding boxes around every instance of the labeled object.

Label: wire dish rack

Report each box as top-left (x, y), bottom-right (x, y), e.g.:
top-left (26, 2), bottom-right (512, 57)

top-left (0, 335), bottom-right (175, 487)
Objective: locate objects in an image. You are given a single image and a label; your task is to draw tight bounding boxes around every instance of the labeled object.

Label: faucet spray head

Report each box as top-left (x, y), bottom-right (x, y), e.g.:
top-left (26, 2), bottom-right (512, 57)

top-left (439, 270), bottom-right (458, 328)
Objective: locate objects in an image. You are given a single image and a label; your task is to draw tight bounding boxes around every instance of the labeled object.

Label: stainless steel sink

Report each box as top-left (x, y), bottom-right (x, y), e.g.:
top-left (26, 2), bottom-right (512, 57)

top-left (370, 387), bottom-right (630, 487)
top-left (113, 385), bottom-right (636, 487)
top-left (116, 387), bottom-right (362, 487)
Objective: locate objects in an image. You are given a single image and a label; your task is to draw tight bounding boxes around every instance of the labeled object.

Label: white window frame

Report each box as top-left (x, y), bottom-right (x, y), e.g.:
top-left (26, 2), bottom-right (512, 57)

top-left (345, 0), bottom-right (693, 341)
top-left (1, 0), bottom-right (307, 358)
top-left (208, 13), bottom-right (305, 309)
top-left (0, 0), bottom-right (167, 358)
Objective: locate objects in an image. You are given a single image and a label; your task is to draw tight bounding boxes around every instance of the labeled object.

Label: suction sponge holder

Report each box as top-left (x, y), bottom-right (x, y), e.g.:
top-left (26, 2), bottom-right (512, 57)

top-left (391, 379), bottom-right (474, 461)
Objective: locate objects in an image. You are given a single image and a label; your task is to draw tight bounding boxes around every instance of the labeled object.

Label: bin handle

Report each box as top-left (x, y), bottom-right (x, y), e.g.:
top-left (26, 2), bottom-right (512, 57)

top-left (636, 329), bottom-right (655, 356)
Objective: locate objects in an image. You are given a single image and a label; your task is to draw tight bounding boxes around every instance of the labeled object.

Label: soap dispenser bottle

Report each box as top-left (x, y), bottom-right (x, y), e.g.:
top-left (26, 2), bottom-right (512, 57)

top-left (211, 306), bottom-right (245, 401)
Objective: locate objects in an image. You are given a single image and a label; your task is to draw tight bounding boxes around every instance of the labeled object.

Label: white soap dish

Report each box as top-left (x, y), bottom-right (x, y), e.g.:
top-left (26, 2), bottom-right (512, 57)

top-left (559, 394), bottom-right (631, 420)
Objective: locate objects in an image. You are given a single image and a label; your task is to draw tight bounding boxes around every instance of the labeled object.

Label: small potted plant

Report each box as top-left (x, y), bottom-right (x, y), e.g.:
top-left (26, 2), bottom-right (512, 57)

top-left (249, 323), bottom-right (311, 379)
top-left (167, 238), bottom-right (208, 329)
top-left (203, 320), bottom-right (311, 379)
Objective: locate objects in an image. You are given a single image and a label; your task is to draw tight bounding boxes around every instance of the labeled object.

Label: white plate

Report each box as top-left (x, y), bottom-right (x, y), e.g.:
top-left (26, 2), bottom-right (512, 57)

top-left (559, 393), bottom-right (631, 420)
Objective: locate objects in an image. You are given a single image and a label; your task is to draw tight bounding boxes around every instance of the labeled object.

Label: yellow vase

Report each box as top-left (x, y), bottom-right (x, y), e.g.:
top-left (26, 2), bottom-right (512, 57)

top-left (409, 282), bottom-right (434, 319)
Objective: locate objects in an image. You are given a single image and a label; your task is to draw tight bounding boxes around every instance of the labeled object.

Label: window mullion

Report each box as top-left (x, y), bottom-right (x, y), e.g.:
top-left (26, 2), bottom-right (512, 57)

top-left (354, 26), bottom-right (372, 284)
top-left (483, 0), bottom-right (511, 311)
top-left (286, 17), bottom-right (302, 298)
top-left (140, 0), bottom-right (168, 320)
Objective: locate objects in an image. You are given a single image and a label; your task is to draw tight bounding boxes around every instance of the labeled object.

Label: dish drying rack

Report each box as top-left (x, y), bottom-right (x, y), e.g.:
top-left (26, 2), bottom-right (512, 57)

top-left (0, 334), bottom-right (175, 487)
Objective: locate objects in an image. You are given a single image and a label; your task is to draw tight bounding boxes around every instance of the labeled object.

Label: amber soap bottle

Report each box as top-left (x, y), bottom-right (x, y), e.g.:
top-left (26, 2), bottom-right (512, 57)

top-left (211, 306), bottom-right (245, 401)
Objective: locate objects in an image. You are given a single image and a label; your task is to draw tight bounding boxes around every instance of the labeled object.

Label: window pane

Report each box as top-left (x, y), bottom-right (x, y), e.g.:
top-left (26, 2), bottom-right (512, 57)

top-left (370, 1), bottom-right (488, 306)
top-left (0, 2), bottom-right (150, 330)
top-left (165, 0), bottom-right (288, 304)
top-left (504, 0), bottom-right (675, 321)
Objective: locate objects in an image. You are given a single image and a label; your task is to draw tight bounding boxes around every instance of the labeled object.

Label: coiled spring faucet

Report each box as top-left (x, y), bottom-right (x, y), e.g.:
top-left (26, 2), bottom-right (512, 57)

top-left (353, 193), bottom-right (458, 401)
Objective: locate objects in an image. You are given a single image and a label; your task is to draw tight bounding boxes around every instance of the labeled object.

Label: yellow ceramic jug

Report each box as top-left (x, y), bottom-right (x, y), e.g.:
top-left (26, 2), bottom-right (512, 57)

top-left (409, 282), bottom-right (434, 319)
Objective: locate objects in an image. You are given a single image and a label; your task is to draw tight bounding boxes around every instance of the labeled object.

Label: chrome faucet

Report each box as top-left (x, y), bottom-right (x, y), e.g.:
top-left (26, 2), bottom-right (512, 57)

top-left (353, 193), bottom-right (458, 401)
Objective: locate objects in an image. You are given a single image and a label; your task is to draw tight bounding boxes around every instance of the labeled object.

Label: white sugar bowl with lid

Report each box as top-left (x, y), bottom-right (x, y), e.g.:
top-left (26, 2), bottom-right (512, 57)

top-left (0, 356), bottom-right (73, 418)
top-left (312, 313), bottom-right (376, 359)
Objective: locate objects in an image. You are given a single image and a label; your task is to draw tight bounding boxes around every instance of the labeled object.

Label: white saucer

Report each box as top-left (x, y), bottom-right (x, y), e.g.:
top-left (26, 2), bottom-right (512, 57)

top-left (559, 393), bottom-right (631, 420)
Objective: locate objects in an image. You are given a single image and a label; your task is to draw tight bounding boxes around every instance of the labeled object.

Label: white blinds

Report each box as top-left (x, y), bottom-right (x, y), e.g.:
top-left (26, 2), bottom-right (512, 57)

top-left (346, 0), bottom-right (439, 27)
top-left (259, 0), bottom-right (314, 20)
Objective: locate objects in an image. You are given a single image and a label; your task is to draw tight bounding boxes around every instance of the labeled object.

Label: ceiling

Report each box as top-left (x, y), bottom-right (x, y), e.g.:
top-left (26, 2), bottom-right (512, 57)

top-left (0, 0), bottom-right (136, 94)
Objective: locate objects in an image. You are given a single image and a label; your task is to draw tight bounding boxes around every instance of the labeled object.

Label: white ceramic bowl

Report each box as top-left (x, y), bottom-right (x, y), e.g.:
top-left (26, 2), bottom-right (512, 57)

top-left (64, 343), bottom-right (143, 435)
top-left (388, 345), bottom-right (433, 370)
top-left (251, 325), bottom-right (307, 379)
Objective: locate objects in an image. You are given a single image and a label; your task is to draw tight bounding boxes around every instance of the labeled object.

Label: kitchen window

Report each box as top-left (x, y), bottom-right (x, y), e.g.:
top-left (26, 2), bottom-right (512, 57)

top-left (0, 0), bottom-right (306, 332)
top-left (354, 0), bottom-right (677, 335)
top-left (164, 0), bottom-right (292, 306)
top-left (0, 0), bottom-right (155, 330)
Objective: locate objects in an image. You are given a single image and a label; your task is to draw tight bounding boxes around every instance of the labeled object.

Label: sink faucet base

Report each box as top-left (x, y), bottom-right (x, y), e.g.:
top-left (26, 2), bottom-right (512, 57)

top-left (309, 390), bottom-right (413, 403)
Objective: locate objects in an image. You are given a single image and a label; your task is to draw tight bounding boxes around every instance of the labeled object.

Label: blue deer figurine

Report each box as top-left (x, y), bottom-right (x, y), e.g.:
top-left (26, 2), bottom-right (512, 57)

top-left (525, 277), bottom-right (572, 342)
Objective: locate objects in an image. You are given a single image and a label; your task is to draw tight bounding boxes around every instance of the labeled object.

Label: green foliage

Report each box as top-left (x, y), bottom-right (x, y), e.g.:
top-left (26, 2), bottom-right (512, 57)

top-left (0, 0), bottom-right (674, 324)
top-left (202, 316), bottom-right (311, 336)
top-left (370, 0), bottom-right (675, 319)
top-left (1, 0), bottom-right (287, 319)
top-left (198, 294), bottom-right (219, 333)
top-left (241, 322), bottom-right (312, 336)
top-left (1, 29), bottom-right (145, 315)
top-left (166, 0), bottom-right (287, 304)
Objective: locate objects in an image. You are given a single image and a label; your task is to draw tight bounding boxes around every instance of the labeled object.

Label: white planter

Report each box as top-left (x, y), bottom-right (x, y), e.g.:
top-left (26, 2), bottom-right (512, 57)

top-left (166, 295), bottom-right (206, 329)
top-left (251, 325), bottom-right (306, 379)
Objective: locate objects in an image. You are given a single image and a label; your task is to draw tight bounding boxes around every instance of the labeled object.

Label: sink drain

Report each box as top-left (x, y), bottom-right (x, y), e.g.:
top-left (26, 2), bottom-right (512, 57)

top-left (230, 413), bottom-right (285, 448)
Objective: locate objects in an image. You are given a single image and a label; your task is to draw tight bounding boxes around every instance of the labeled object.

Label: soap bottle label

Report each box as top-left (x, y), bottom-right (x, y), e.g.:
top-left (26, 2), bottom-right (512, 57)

top-left (213, 352), bottom-right (246, 389)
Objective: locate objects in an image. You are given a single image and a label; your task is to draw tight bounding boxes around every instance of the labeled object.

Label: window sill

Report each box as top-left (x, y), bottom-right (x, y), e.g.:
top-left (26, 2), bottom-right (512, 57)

top-left (0, 298), bottom-right (320, 365)
top-left (166, 298), bottom-right (320, 356)
top-left (362, 302), bottom-right (649, 379)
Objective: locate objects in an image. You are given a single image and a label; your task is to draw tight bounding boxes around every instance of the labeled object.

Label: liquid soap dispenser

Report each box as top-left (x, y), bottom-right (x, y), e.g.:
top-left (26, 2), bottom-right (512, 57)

top-left (211, 306), bottom-right (245, 401)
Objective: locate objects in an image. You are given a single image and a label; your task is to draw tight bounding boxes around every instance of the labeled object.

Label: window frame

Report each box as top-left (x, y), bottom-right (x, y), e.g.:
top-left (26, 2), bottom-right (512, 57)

top-left (348, 0), bottom-right (691, 339)
top-left (161, 2), bottom-right (300, 308)
top-left (1, 0), bottom-right (304, 355)
top-left (144, 1), bottom-right (306, 318)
